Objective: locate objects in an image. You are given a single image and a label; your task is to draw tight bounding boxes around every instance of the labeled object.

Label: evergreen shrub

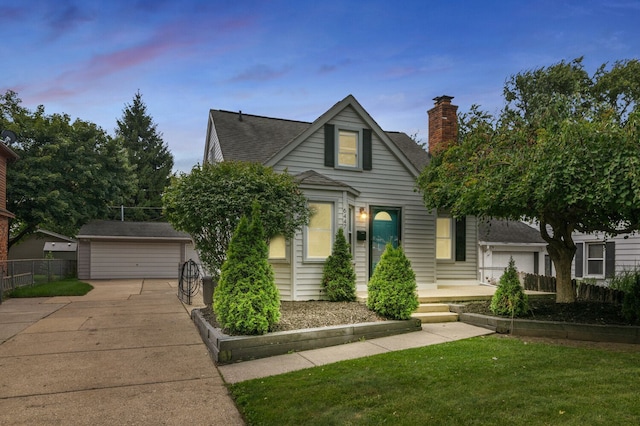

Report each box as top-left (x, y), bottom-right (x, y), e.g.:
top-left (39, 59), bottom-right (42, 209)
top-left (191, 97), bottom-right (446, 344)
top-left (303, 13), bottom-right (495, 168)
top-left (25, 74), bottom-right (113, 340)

top-left (322, 228), bottom-right (357, 302)
top-left (367, 243), bottom-right (419, 320)
top-left (490, 257), bottom-right (529, 317)
top-left (213, 202), bottom-right (280, 335)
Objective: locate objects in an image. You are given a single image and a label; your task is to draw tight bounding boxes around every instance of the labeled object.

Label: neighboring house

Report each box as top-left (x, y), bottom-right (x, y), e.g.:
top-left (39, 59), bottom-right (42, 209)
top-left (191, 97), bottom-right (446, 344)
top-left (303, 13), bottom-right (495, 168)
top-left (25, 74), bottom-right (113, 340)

top-left (0, 137), bottom-right (18, 264)
top-left (204, 95), bottom-right (479, 301)
top-left (571, 232), bottom-right (640, 282)
top-left (484, 220), bottom-right (640, 284)
top-left (77, 220), bottom-right (199, 280)
top-left (9, 229), bottom-right (77, 260)
top-left (477, 219), bottom-right (547, 284)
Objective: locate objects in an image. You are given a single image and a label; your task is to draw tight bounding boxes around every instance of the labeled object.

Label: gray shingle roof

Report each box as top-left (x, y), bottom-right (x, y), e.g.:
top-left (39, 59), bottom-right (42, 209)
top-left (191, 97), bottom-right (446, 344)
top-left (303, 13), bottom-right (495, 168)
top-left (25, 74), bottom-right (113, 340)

top-left (77, 220), bottom-right (191, 240)
top-left (478, 219), bottom-right (546, 244)
top-left (210, 109), bottom-right (430, 171)
top-left (387, 131), bottom-right (430, 171)
top-left (210, 110), bottom-right (309, 163)
top-left (295, 170), bottom-right (360, 195)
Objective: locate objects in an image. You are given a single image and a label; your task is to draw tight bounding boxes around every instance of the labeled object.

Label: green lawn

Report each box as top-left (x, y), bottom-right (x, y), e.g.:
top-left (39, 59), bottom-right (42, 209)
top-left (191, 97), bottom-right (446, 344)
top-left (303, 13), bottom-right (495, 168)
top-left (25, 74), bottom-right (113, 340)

top-left (7, 278), bottom-right (93, 298)
top-left (230, 336), bottom-right (640, 425)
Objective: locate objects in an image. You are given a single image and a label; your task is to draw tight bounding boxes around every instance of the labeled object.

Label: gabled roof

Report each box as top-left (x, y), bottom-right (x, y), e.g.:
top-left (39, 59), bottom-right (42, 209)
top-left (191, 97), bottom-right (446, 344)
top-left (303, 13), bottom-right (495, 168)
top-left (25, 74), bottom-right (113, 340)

top-left (77, 220), bottom-right (191, 240)
top-left (37, 229), bottom-right (76, 242)
top-left (478, 219), bottom-right (546, 245)
top-left (208, 110), bottom-right (309, 163)
top-left (295, 170), bottom-right (360, 196)
top-left (207, 95), bottom-right (429, 174)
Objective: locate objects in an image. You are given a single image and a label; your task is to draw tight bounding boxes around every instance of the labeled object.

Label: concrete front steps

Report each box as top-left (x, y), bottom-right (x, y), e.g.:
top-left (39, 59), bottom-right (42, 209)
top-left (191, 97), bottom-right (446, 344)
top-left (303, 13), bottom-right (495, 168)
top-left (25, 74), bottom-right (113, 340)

top-left (412, 303), bottom-right (459, 323)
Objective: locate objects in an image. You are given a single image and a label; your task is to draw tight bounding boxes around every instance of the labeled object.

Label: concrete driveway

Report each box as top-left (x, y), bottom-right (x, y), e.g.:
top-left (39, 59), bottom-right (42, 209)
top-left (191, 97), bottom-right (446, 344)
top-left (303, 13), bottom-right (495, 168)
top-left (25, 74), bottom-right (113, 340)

top-left (0, 279), bottom-right (244, 425)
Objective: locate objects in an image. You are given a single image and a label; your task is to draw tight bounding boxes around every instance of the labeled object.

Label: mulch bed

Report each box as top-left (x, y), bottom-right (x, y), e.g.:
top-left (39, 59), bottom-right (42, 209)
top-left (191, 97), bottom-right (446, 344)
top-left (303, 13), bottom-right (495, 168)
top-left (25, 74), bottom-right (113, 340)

top-left (463, 299), bottom-right (632, 326)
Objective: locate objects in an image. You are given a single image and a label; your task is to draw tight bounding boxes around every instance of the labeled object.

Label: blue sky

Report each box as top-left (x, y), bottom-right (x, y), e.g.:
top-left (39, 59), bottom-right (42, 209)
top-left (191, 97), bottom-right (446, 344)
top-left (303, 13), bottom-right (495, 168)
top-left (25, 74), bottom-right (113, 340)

top-left (2, 0), bottom-right (639, 172)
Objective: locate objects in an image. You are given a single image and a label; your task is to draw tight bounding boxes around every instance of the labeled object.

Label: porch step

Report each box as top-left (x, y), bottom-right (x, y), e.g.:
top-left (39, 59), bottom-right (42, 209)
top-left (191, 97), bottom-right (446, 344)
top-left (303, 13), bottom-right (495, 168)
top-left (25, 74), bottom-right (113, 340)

top-left (411, 303), bottom-right (459, 323)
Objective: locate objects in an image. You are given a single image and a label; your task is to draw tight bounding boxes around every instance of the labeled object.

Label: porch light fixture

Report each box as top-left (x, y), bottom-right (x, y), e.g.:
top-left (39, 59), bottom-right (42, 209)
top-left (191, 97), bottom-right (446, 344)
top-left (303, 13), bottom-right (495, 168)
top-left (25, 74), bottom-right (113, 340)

top-left (359, 207), bottom-right (367, 220)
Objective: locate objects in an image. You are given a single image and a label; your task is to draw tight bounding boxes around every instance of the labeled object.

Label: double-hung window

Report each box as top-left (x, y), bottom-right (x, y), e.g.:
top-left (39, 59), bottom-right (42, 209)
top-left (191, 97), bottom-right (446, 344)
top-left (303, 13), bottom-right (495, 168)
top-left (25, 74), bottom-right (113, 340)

top-left (586, 242), bottom-right (604, 276)
top-left (338, 129), bottom-right (359, 168)
top-left (436, 217), bottom-right (453, 260)
top-left (436, 216), bottom-right (467, 261)
top-left (324, 124), bottom-right (372, 170)
top-left (306, 202), bottom-right (333, 260)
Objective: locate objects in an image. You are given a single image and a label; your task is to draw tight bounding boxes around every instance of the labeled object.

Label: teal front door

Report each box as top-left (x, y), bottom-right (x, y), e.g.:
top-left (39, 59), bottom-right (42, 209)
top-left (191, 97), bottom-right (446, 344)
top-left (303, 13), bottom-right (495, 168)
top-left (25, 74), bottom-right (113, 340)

top-left (370, 207), bottom-right (401, 275)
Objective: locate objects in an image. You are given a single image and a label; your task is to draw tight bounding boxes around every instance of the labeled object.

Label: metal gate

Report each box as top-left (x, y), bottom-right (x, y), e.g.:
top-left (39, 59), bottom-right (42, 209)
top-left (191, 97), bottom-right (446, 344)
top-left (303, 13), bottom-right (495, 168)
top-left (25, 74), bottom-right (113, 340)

top-left (178, 259), bottom-right (201, 304)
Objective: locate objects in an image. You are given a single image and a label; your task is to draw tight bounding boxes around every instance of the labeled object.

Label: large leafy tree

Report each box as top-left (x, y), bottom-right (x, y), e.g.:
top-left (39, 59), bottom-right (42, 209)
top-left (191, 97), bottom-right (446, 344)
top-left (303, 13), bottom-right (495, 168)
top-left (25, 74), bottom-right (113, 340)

top-left (1, 90), bottom-right (135, 247)
top-left (163, 161), bottom-right (311, 281)
top-left (115, 91), bottom-right (174, 221)
top-left (418, 58), bottom-right (640, 303)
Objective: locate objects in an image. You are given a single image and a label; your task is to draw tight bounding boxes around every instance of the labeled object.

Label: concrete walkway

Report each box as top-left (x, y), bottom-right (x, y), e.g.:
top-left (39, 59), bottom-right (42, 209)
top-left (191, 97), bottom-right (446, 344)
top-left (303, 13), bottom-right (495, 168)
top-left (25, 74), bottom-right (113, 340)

top-left (0, 280), bottom-right (244, 425)
top-left (217, 321), bottom-right (494, 384)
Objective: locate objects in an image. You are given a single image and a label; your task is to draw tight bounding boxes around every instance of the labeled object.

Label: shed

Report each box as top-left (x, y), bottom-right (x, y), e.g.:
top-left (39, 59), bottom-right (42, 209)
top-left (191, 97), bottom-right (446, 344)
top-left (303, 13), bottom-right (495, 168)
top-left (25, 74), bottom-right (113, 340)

top-left (9, 229), bottom-right (76, 260)
top-left (77, 220), bottom-right (198, 279)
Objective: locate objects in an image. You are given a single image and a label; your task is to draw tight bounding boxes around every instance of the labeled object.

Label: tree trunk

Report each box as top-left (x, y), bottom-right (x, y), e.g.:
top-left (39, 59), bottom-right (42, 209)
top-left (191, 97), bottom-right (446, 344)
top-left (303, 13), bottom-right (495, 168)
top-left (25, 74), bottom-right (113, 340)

top-left (552, 248), bottom-right (575, 303)
top-left (540, 218), bottom-right (577, 304)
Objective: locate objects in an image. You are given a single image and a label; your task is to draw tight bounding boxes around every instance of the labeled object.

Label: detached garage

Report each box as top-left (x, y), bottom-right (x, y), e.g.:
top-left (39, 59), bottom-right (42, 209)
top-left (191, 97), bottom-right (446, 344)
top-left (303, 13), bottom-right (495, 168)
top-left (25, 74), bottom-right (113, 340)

top-left (77, 220), bottom-right (198, 279)
top-left (478, 219), bottom-right (547, 284)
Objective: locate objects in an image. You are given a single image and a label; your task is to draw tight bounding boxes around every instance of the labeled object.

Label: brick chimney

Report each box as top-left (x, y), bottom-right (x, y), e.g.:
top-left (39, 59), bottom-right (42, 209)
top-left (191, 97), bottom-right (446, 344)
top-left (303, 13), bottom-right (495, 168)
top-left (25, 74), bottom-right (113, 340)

top-left (427, 95), bottom-right (458, 156)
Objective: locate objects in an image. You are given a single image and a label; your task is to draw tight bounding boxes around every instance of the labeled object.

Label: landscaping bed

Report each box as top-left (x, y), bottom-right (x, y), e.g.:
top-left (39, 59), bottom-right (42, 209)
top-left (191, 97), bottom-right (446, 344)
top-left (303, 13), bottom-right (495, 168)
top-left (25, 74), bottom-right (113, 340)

top-left (458, 299), bottom-right (640, 344)
top-left (193, 301), bottom-right (421, 364)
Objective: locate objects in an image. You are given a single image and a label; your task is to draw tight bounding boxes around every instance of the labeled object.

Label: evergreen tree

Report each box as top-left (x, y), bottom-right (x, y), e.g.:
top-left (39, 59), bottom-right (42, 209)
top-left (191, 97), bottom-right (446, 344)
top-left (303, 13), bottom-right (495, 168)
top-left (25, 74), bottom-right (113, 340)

top-left (322, 228), bottom-right (356, 302)
top-left (490, 257), bottom-right (529, 317)
top-left (116, 91), bottom-right (173, 221)
top-left (213, 202), bottom-right (281, 335)
top-left (367, 243), bottom-right (419, 320)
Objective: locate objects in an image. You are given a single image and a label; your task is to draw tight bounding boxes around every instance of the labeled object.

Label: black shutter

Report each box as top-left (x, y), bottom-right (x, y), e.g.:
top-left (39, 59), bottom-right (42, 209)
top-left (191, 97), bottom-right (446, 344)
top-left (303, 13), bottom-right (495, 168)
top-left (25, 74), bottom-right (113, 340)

top-left (324, 124), bottom-right (335, 167)
top-left (605, 241), bottom-right (615, 278)
top-left (533, 252), bottom-right (539, 275)
top-left (455, 217), bottom-right (466, 261)
top-left (575, 242), bottom-right (583, 278)
top-left (363, 128), bottom-right (372, 170)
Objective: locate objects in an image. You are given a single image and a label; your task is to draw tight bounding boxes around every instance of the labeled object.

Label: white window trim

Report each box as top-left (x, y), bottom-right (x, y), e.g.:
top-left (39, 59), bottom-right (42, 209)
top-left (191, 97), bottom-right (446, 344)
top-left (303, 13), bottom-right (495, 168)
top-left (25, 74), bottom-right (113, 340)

top-left (436, 216), bottom-right (455, 262)
top-left (584, 241), bottom-right (605, 278)
top-left (268, 235), bottom-right (290, 263)
top-left (335, 126), bottom-right (363, 170)
top-left (304, 200), bottom-right (336, 262)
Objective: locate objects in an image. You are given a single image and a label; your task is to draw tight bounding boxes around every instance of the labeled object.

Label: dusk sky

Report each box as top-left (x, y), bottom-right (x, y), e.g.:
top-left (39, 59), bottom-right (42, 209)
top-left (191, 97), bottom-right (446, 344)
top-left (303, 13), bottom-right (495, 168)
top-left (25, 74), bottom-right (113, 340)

top-left (2, 0), bottom-right (639, 172)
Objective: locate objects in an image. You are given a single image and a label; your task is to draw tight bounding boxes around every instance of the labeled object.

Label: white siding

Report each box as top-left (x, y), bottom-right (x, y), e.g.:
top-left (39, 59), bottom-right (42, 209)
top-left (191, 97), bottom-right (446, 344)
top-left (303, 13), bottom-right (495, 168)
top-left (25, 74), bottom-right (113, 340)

top-left (272, 105), bottom-right (457, 298)
top-left (90, 242), bottom-right (181, 279)
top-left (572, 232), bottom-right (640, 280)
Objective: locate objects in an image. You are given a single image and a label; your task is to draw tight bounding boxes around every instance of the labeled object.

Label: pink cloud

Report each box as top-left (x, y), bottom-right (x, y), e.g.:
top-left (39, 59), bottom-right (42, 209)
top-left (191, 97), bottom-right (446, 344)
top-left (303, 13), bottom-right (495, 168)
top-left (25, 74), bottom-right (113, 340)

top-left (23, 16), bottom-right (253, 103)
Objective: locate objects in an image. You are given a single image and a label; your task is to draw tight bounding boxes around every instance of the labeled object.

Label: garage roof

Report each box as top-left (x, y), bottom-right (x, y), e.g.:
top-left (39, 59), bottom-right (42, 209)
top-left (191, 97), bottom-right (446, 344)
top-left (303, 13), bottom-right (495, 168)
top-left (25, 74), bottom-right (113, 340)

top-left (77, 220), bottom-right (191, 240)
top-left (478, 219), bottom-right (546, 245)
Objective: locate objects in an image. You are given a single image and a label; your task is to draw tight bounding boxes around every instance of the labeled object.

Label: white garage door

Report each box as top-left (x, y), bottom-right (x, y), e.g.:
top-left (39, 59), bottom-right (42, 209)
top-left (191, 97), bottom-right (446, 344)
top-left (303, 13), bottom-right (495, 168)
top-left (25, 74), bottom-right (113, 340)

top-left (91, 241), bottom-right (181, 279)
top-left (493, 252), bottom-right (535, 275)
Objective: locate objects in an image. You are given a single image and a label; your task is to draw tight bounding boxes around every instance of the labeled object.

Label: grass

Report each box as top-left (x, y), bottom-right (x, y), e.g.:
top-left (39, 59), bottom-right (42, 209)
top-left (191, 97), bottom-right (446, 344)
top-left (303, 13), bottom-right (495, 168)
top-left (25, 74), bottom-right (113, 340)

top-left (230, 336), bottom-right (640, 425)
top-left (7, 278), bottom-right (93, 297)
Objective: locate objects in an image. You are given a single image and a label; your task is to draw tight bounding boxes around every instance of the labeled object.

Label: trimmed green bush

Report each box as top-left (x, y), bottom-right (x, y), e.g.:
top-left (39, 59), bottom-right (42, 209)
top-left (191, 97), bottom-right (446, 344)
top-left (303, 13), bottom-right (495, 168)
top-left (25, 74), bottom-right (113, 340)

top-left (490, 257), bottom-right (529, 317)
top-left (213, 202), bottom-right (280, 335)
top-left (621, 273), bottom-right (640, 324)
top-left (367, 243), bottom-right (419, 320)
top-left (322, 228), bottom-right (356, 302)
